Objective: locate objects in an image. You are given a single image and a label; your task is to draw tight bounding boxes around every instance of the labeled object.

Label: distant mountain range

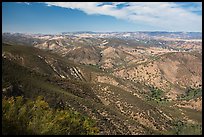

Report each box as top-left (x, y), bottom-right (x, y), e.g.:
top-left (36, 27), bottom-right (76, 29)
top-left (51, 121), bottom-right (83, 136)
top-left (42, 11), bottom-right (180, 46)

top-left (3, 31), bottom-right (202, 39)
top-left (61, 31), bottom-right (201, 39)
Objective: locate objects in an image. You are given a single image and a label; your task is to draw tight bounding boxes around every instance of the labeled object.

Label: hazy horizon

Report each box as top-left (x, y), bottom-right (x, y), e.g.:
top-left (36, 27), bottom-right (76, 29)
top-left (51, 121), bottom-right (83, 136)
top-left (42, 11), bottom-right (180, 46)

top-left (2, 31), bottom-right (202, 35)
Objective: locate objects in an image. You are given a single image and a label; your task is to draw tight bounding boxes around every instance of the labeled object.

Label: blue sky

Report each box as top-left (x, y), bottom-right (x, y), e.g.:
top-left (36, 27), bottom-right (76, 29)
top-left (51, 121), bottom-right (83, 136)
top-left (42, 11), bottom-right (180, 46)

top-left (2, 2), bottom-right (202, 34)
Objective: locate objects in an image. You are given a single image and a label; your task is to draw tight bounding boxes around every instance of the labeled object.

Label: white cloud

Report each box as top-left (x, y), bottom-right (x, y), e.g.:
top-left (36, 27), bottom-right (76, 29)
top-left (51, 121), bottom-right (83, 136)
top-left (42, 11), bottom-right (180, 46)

top-left (17, 2), bottom-right (30, 5)
top-left (44, 2), bottom-right (202, 32)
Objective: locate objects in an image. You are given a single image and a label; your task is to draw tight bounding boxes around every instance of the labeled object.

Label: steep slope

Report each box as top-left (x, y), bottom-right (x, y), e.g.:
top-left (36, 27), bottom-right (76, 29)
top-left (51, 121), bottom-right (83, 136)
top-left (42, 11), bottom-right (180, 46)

top-left (2, 43), bottom-right (88, 81)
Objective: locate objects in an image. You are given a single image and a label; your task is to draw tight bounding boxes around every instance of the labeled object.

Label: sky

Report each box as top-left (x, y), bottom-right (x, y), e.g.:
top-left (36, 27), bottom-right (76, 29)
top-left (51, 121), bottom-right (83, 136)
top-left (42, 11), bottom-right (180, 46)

top-left (2, 2), bottom-right (202, 34)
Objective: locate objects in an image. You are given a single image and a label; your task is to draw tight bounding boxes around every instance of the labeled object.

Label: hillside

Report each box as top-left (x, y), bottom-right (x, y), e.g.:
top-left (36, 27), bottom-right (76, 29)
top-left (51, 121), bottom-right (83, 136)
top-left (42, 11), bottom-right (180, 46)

top-left (2, 32), bottom-right (202, 135)
top-left (113, 52), bottom-right (202, 100)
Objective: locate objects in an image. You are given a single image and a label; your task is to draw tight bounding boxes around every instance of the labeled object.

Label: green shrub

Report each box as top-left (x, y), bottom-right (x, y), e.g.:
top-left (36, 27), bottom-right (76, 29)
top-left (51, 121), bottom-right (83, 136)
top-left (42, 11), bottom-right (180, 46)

top-left (170, 120), bottom-right (202, 135)
top-left (178, 87), bottom-right (202, 101)
top-left (2, 96), bottom-right (99, 135)
top-left (147, 86), bottom-right (166, 103)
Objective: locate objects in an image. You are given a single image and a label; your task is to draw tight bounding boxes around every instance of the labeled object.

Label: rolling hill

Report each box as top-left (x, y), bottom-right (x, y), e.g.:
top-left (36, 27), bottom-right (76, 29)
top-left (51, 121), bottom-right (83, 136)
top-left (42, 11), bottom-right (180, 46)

top-left (2, 32), bottom-right (202, 135)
